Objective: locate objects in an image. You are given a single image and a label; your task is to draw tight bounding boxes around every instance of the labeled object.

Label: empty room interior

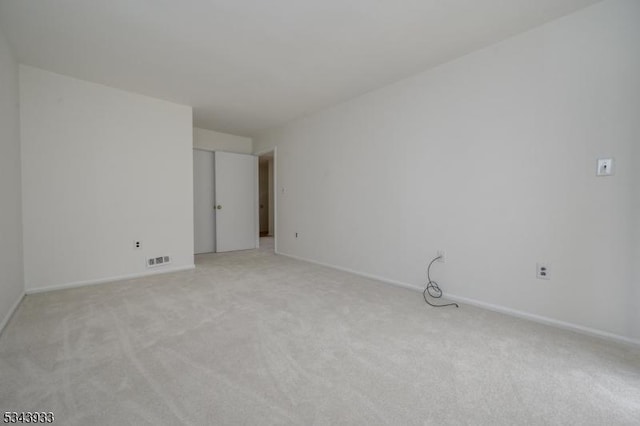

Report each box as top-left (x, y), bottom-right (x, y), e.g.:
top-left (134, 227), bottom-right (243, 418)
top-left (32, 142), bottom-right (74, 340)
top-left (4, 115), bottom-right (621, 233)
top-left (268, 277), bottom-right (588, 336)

top-left (1, 0), bottom-right (639, 424)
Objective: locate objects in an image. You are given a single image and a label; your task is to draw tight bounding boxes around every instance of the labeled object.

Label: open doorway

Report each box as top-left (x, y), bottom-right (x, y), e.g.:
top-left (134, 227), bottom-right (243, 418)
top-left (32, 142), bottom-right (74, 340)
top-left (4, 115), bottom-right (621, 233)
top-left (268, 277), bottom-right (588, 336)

top-left (258, 157), bottom-right (271, 237)
top-left (257, 149), bottom-right (276, 251)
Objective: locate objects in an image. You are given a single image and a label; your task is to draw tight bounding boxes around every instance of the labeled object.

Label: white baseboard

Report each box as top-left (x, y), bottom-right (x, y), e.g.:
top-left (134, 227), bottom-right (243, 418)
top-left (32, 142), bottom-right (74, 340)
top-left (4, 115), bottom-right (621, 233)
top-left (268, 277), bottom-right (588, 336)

top-left (276, 251), bottom-right (640, 348)
top-left (26, 264), bottom-right (196, 295)
top-left (0, 292), bottom-right (25, 336)
top-left (278, 251), bottom-right (423, 292)
top-left (443, 293), bottom-right (640, 348)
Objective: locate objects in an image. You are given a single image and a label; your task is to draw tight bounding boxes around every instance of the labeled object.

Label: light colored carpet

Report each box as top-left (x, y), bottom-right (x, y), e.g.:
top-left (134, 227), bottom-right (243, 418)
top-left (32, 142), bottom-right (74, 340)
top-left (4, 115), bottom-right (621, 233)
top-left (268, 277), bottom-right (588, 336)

top-left (1, 238), bottom-right (639, 425)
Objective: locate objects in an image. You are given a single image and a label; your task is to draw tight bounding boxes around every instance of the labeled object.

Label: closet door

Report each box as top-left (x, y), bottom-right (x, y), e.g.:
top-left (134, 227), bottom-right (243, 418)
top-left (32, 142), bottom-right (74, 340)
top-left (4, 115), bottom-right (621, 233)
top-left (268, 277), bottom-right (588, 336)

top-left (193, 149), bottom-right (215, 254)
top-left (214, 151), bottom-right (257, 252)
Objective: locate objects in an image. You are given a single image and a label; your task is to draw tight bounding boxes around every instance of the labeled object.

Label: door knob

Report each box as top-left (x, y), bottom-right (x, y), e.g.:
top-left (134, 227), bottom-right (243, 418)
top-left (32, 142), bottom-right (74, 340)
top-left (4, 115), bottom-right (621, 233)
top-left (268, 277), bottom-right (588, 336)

top-left (216, 205), bottom-right (222, 209)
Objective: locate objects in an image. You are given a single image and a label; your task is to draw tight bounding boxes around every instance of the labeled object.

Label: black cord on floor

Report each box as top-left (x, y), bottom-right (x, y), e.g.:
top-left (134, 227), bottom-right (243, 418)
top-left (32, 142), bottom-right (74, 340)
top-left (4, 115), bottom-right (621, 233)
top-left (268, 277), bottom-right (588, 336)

top-left (423, 256), bottom-right (459, 308)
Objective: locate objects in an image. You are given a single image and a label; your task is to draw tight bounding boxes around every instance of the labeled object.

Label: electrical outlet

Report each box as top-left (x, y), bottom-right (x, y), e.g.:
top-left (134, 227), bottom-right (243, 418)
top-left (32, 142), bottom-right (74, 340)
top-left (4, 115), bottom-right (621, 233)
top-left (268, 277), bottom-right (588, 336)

top-left (437, 250), bottom-right (446, 263)
top-left (536, 263), bottom-right (550, 280)
top-left (134, 240), bottom-right (142, 250)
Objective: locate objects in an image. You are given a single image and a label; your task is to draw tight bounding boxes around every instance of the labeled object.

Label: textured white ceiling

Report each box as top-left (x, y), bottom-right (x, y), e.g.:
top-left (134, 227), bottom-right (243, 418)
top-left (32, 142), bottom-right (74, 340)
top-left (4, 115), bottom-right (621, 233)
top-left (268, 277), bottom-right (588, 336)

top-left (0, 0), bottom-right (600, 136)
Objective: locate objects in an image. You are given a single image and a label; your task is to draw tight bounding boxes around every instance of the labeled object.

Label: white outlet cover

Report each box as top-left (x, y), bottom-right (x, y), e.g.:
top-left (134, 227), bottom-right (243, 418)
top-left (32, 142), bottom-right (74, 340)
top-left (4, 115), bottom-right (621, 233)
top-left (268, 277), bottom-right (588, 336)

top-left (596, 158), bottom-right (613, 176)
top-left (536, 263), bottom-right (550, 280)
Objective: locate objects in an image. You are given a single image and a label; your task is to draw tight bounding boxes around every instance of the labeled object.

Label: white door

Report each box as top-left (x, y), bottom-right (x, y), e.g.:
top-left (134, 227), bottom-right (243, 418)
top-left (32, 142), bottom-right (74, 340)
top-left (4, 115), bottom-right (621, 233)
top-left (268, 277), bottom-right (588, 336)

top-left (193, 149), bottom-right (215, 254)
top-left (214, 151), bottom-right (258, 252)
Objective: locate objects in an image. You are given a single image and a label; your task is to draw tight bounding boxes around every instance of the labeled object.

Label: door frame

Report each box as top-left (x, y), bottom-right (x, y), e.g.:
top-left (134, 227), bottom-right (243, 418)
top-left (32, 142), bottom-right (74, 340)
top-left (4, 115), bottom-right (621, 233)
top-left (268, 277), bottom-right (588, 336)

top-left (254, 147), bottom-right (277, 253)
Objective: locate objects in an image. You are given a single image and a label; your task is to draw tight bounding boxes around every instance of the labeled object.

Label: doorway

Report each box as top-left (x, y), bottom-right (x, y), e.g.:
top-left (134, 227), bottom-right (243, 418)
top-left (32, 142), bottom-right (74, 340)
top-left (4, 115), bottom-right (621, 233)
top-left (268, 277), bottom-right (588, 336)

top-left (256, 149), bottom-right (276, 251)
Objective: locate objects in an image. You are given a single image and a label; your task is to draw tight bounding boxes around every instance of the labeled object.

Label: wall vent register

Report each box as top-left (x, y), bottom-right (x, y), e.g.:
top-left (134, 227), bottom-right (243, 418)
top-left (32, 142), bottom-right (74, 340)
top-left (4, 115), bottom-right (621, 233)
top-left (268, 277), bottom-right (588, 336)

top-left (147, 255), bottom-right (171, 268)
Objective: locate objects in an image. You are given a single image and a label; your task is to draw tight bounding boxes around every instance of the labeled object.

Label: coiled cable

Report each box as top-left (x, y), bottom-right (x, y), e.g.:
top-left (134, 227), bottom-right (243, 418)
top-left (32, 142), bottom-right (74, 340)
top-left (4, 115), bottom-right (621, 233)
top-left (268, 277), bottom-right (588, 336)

top-left (423, 256), bottom-right (459, 308)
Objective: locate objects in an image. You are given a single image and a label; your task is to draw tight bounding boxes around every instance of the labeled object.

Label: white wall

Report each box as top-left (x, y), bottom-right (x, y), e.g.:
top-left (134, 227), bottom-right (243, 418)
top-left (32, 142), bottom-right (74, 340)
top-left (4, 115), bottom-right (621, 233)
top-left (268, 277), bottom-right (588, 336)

top-left (0, 27), bottom-right (24, 331)
top-left (20, 66), bottom-right (194, 292)
top-left (254, 0), bottom-right (640, 342)
top-left (193, 127), bottom-right (252, 153)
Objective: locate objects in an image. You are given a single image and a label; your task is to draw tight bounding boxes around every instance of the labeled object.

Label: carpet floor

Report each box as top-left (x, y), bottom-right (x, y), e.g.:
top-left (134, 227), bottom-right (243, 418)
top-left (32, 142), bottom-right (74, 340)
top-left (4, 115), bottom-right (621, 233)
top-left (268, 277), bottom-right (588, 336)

top-left (1, 238), bottom-right (639, 425)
